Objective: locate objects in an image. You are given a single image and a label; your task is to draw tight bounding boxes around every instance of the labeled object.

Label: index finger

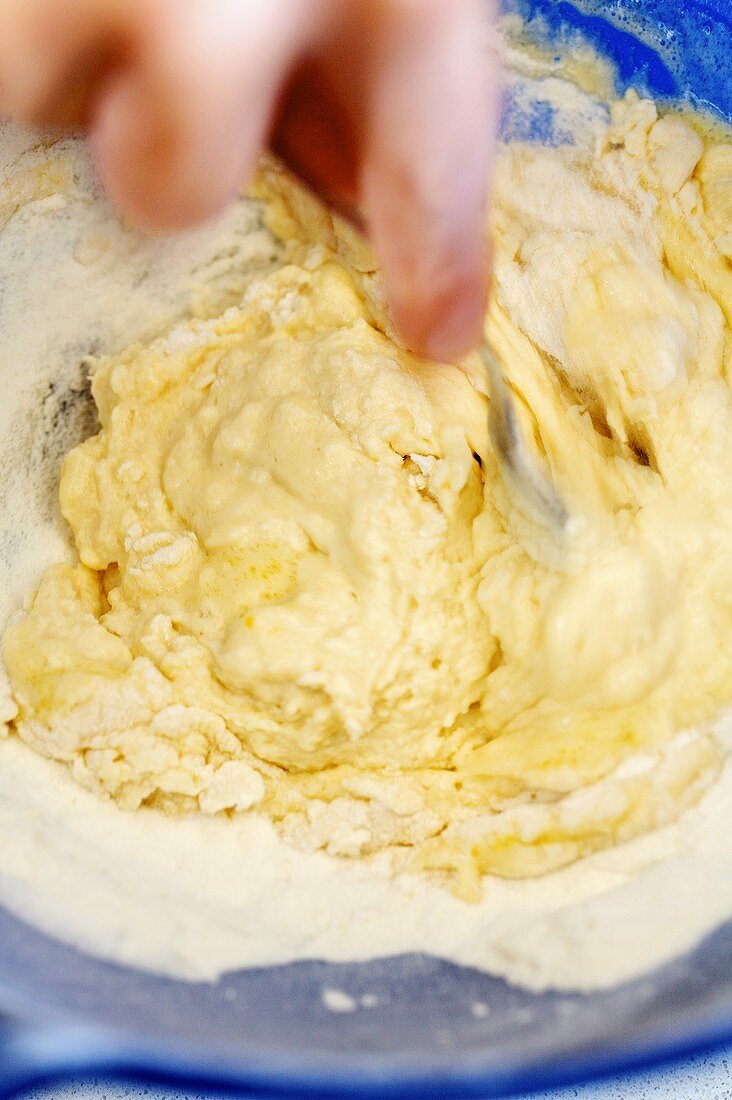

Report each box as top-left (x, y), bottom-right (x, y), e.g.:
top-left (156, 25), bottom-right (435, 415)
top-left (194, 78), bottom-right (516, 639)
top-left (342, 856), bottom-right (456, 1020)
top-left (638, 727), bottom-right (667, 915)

top-left (362, 0), bottom-right (500, 360)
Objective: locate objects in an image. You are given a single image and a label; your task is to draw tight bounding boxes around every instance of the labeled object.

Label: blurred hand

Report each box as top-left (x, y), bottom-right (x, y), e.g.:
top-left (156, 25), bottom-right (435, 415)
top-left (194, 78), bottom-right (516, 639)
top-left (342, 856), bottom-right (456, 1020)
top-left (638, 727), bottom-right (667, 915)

top-left (0, 0), bottom-right (500, 358)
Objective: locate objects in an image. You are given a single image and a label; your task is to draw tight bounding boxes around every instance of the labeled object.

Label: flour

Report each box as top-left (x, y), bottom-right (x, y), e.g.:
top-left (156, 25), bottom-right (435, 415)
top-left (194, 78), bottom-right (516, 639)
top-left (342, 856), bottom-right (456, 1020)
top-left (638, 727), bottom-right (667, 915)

top-left (0, 719), bottom-right (729, 991)
top-left (0, 124), bottom-right (280, 632)
top-left (0, 73), bottom-right (731, 995)
top-left (321, 989), bottom-right (358, 1013)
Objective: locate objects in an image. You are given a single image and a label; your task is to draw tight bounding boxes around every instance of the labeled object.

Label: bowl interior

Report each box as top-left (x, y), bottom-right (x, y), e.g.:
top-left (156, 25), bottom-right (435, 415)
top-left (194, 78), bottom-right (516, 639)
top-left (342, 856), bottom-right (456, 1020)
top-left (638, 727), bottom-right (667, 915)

top-left (0, 0), bottom-right (730, 1096)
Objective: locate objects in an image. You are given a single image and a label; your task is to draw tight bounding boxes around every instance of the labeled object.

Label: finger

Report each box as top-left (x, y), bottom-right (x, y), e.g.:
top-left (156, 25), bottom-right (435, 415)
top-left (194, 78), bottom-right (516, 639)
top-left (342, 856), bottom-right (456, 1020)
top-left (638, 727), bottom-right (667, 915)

top-left (361, 0), bottom-right (500, 360)
top-left (91, 0), bottom-right (316, 231)
top-left (0, 0), bottom-right (140, 129)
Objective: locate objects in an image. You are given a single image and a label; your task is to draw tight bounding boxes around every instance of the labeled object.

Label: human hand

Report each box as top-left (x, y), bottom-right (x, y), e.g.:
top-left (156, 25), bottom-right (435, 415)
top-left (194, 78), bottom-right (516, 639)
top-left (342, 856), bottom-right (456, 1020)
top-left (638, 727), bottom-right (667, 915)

top-left (0, 0), bottom-right (499, 358)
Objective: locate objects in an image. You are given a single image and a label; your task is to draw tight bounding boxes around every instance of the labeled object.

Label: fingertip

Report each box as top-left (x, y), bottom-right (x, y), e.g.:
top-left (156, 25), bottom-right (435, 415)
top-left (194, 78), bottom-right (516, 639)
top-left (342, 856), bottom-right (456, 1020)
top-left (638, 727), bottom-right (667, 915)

top-left (423, 281), bottom-right (487, 361)
top-left (360, 0), bottom-right (498, 362)
top-left (367, 185), bottom-right (490, 360)
top-left (387, 263), bottom-right (488, 361)
top-left (91, 76), bottom-right (161, 230)
top-left (89, 0), bottom-right (305, 234)
top-left (91, 76), bottom-right (230, 232)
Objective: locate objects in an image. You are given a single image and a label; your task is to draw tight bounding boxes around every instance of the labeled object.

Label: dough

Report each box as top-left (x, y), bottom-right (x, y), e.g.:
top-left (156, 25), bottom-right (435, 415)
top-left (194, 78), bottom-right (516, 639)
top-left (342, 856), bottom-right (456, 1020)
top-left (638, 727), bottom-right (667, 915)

top-left (3, 93), bottom-right (731, 892)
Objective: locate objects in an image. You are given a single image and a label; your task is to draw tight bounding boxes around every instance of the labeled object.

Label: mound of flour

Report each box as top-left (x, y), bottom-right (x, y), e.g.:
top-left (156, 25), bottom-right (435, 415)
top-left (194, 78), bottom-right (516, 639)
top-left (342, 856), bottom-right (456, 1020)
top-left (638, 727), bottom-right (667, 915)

top-left (0, 71), bottom-right (730, 994)
top-left (0, 720), bottom-right (730, 991)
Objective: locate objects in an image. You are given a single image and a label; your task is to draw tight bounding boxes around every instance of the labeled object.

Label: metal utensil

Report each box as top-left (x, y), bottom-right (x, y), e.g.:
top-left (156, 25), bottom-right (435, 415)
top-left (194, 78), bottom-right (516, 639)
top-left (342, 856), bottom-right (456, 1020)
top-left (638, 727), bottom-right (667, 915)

top-left (481, 341), bottom-right (568, 534)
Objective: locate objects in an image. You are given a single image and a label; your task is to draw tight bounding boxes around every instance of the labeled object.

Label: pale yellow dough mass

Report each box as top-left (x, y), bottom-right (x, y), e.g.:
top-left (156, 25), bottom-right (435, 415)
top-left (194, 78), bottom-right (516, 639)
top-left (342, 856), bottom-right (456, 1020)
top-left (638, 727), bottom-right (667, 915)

top-left (4, 94), bottom-right (732, 892)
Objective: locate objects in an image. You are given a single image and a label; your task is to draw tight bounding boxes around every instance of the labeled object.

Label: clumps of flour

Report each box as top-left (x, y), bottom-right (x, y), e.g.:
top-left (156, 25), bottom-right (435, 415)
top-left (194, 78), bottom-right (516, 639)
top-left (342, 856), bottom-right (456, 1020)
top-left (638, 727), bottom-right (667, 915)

top-left (0, 716), bottom-right (729, 991)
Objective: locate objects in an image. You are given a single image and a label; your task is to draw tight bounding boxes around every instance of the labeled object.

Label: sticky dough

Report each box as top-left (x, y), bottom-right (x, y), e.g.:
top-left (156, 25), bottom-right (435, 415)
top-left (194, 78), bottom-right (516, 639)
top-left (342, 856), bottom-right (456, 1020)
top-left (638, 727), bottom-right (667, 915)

top-left (3, 94), bottom-right (732, 892)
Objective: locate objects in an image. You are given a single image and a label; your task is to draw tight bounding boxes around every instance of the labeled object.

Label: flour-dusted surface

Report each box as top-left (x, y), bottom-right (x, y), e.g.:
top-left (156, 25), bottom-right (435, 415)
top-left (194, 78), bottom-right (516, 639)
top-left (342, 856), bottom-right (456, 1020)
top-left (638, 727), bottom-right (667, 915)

top-left (0, 123), bottom-right (280, 632)
top-left (5, 88), bottom-right (732, 890)
top-left (0, 62), bottom-right (731, 995)
top-left (0, 719), bottom-right (729, 991)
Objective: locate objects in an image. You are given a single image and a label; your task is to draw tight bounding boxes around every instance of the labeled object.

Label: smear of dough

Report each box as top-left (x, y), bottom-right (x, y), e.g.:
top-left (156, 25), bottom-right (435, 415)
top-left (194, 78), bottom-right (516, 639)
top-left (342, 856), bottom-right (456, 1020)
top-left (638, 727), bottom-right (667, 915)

top-left (3, 94), bottom-right (732, 892)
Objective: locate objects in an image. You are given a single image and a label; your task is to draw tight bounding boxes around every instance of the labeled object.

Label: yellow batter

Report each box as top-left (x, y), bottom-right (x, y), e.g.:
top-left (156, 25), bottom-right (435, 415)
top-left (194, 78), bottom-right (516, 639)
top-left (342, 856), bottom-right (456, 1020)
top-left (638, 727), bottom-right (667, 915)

top-left (3, 93), bottom-right (732, 893)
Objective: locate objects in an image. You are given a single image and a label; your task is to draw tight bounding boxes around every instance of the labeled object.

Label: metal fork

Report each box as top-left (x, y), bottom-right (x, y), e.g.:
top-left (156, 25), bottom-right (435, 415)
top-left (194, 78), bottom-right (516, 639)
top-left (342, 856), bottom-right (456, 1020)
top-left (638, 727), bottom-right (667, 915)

top-left (480, 342), bottom-right (568, 534)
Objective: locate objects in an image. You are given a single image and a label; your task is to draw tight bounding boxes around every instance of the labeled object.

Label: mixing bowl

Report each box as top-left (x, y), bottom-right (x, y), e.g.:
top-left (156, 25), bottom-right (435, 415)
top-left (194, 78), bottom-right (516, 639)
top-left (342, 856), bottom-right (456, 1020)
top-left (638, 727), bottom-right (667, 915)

top-left (0, 0), bottom-right (730, 1095)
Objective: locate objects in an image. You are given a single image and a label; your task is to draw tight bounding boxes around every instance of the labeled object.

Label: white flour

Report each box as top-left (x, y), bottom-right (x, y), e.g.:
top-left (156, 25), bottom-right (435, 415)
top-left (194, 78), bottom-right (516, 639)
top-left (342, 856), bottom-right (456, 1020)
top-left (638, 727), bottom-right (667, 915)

top-left (0, 76), bottom-right (731, 994)
top-left (0, 721), bottom-right (729, 991)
